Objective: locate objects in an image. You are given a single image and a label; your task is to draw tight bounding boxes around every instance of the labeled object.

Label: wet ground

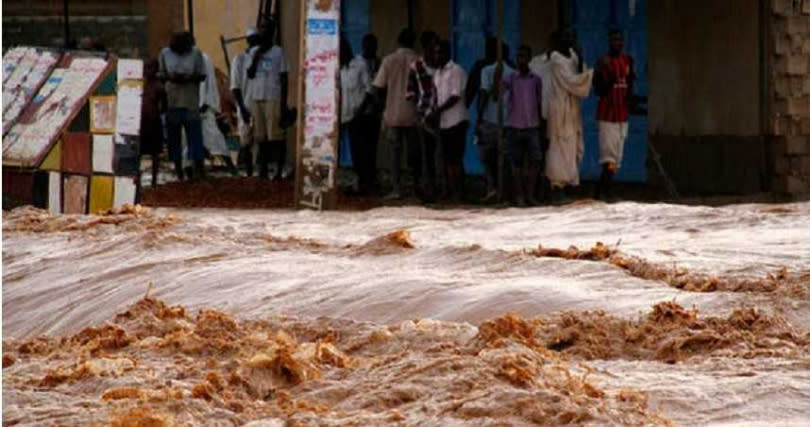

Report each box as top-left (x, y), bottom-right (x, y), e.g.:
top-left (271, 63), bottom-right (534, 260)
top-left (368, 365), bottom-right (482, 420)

top-left (3, 201), bottom-right (809, 425)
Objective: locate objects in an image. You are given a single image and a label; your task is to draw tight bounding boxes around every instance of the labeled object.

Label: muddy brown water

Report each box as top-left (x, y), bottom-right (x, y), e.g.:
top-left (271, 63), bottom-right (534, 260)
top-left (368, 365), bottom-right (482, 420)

top-left (3, 202), bottom-right (809, 425)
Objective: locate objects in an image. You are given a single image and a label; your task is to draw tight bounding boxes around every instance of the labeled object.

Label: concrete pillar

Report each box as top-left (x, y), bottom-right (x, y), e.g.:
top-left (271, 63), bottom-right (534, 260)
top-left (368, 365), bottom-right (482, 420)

top-left (770, 0), bottom-right (810, 197)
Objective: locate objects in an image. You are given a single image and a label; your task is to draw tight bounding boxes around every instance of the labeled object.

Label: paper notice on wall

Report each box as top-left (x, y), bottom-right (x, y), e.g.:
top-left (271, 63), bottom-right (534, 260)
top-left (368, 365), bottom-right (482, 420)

top-left (117, 59), bottom-right (143, 82)
top-left (115, 81), bottom-right (143, 136)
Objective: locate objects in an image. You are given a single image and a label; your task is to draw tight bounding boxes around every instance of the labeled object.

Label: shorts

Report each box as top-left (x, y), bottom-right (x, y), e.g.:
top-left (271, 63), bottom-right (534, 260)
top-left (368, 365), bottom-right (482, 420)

top-left (251, 99), bottom-right (286, 142)
top-left (508, 128), bottom-right (543, 168)
top-left (440, 121), bottom-right (469, 166)
top-left (477, 121), bottom-right (500, 149)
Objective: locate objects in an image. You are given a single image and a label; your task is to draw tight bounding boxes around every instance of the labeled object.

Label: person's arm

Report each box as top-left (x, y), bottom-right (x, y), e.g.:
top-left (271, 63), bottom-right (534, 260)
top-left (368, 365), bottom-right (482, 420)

top-left (157, 51), bottom-right (169, 82)
top-left (230, 56), bottom-right (251, 122)
top-left (157, 84), bottom-right (168, 114)
top-left (436, 68), bottom-right (463, 114)
top-left (464, 61), bottom-right (483, 108)
top-left (280, 73), bottom-right (289, 114)
top-left (279, 47), bottom-right (290, 115)
top-left (476, 67), bottom-right (492, 134)
top-left (355, 61), bottom-right (373, 116)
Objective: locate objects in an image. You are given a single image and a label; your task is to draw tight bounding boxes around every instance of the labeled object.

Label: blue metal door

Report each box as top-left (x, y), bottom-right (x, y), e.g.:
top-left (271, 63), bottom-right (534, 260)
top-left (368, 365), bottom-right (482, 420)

top-left (452, 0), bottom-right (521, 175)
top-left (341, 0), bottom-right (369, 57)
top-left (339, 0), bottom-right (370, 167)
top-left (571, 0), bottom-right (647, 182)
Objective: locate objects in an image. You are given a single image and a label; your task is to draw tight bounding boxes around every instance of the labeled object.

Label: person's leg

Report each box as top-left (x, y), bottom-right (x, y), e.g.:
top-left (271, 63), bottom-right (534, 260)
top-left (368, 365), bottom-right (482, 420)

top-left (268, 100), bottom-right (288, 180)
top-left (165, 109), bottom-right (185, 181)
top-left (452, 122), bottom-right (469, 201)
top-left (251, 101), bottom-right (270, 179)
top-left (368, 116), bottom-right (381, 190)
top-left (406, 127), bottom-right (422, 197)
top-left (151, 153), bottom-right (160, 186)
top-left (526, 129), bottom-right (543, 206)
top-left (348, 118), bottom-right (364, 191)
top-left (385, 127), bottom-right (403, 199)
top-left (183, 109), bottom-right (206, 179)
top-left (509, 129), bottom-right (526, 206)
top-left (478, 123), bottom-right (497, 200)
top-left (419, 128), bottom-right (438, 201)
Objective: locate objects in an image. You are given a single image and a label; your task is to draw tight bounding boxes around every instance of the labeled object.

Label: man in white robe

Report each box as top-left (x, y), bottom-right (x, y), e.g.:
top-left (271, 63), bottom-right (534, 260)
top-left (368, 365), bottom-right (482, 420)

top-left (530, 32), bottom-right (593, 202)
top-left (199, 52), bottom-right (237, 174)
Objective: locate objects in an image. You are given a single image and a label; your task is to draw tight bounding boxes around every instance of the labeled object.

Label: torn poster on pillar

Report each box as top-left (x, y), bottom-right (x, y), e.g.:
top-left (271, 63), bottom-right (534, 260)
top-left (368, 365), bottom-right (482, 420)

top-left (297, 0), bottom-right (340, 210)
top-left (299, 156), bottom-right (335, 210)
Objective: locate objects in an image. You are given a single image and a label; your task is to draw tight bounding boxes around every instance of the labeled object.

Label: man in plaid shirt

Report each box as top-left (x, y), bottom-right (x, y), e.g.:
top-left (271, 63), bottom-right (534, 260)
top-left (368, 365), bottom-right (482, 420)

top-left (406, 30), bottom-right (440, 201)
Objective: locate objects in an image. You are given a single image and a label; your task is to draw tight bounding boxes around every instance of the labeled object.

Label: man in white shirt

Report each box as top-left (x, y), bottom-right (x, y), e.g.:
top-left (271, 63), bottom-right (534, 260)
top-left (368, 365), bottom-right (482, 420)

top-left (247, 25), bottom-right (290, 180)
top-left (231, 27), bottom-right (261, 176)
top-left (431, 40), bottom-right (469, 201)
top-left (341, 35), bottom-right (379, 194)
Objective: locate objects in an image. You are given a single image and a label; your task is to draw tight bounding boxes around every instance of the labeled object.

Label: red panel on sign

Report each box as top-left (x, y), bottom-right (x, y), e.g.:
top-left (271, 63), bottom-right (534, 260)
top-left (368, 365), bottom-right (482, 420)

top-left (61, 132), bottom-right (92, 174)
top-left (2, 168), bottom-right (35, 204)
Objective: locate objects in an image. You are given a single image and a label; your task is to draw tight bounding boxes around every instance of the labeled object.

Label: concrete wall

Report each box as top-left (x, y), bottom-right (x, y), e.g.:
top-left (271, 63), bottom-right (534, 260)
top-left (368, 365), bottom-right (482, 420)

top-left (190, 0), bottom-right (262, 73)
top-left (769, 0), bottom-right (810, 196)
top-left (648, 0), bottom-right (767, 195)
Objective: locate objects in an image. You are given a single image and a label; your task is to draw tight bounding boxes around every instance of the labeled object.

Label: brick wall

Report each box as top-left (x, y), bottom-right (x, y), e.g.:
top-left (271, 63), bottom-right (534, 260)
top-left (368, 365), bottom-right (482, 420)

top-left (770, 0), bottom-right (810, 197)
top-left (1, 0), bottom-right (185, 60)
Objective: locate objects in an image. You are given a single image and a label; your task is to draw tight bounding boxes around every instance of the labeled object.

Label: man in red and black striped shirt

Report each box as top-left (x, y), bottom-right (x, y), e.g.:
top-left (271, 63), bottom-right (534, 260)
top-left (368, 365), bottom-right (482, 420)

top-left (594, 29), bottom-right (636, 200)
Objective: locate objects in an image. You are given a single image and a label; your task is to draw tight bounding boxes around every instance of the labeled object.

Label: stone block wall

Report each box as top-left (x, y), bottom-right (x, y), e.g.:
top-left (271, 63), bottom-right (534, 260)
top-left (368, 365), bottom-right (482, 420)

top-left (770, 0), bottom-right (810, 197)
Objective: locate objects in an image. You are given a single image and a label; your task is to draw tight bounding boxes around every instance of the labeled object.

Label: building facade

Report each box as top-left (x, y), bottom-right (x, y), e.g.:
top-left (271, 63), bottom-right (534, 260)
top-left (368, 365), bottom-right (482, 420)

top-left (5, 0), bottom-right (809, 198)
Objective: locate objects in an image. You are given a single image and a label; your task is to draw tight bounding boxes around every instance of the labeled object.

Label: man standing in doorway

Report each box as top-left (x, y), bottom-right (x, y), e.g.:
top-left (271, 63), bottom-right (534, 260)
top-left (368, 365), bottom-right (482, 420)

top-left (407, 30), bottom-right (440, 202)
top-left (593, 29), bottom-right (635, 201)
top-left (231, 27), bottom-right (262, 176)
top-left (349, 33), bottom-right (382, 194)
top-left (247, 25), bottom-right (290, 181)
top-left (503, 45), bottom-right (544, 207)
top-left (158, 31), bottom-right (207, 181)
top-left (432, 40), bottom-right (469, 202)
top-left (373, 29), bottom-right (420, 200)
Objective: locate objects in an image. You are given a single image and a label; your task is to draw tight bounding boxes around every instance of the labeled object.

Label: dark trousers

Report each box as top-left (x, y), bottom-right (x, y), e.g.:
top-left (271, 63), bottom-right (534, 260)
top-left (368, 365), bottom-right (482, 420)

top-left (348, 114), bottom-right (380, 192)
top-left (420, 127), bottom-right (441, 192)
top-left (387, 126), bottom-right (419, 193)
top-left (166, 108), bottom-right (204, 163)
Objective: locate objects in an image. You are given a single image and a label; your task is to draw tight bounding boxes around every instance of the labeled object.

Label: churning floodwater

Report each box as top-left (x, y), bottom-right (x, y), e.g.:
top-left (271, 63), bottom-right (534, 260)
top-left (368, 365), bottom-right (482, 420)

top-left (3, 201), bottom-right (809, 425)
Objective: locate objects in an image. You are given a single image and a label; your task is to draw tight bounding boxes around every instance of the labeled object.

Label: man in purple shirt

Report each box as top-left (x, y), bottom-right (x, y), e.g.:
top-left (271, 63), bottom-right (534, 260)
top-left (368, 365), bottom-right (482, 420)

top-left (503, 45), bottom-right (544, 206)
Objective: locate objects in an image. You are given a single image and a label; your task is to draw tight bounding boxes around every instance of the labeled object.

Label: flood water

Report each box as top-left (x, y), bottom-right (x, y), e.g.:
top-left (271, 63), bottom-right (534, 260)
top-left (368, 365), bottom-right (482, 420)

top-left (3, 201), bottom-right (809, 425)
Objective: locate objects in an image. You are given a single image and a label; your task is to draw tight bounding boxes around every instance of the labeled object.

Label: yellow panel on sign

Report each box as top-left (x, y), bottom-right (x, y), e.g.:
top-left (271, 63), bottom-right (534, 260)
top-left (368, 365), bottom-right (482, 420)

top-left (89, 175), bottom-right (114, 214)
top-left (40, 139), bottom-right (62, 170)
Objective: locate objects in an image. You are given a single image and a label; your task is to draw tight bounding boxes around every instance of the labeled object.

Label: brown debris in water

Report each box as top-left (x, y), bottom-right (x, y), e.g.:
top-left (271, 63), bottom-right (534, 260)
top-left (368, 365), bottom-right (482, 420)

top-left (3, 296), bottom-right (671, 425)
top-left (2, 205), bottom-right (180, 233)
top-left (353, 229), bottom-right (416, 255)
top-left (530, 242), bottom-right (809, 296)
top-left (536, 302), bottom-right (809, 363)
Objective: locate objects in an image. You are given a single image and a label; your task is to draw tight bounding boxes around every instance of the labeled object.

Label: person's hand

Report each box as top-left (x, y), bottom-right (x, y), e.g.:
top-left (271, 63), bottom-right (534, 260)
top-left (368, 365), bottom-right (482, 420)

top-left (199, 105), bottom-right (209, 114)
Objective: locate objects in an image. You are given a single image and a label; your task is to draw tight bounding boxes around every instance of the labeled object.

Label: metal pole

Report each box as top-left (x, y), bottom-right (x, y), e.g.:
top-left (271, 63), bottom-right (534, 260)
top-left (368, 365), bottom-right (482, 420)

top-left (496, 0), bottom-right (505, 201)
top-left (63, 0), bottom-right (70, 48)
top-left (407, 0), bottom-right (414, 32)
top-left (187, 0), bottom-right (194, 37)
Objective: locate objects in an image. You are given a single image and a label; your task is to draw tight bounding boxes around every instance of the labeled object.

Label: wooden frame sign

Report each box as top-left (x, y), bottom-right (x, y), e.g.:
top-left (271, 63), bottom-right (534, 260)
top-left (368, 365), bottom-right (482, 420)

top-left (90, 95), bottom-right (117, 133)
top-left (294, 0), bottom-right (341, 210)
